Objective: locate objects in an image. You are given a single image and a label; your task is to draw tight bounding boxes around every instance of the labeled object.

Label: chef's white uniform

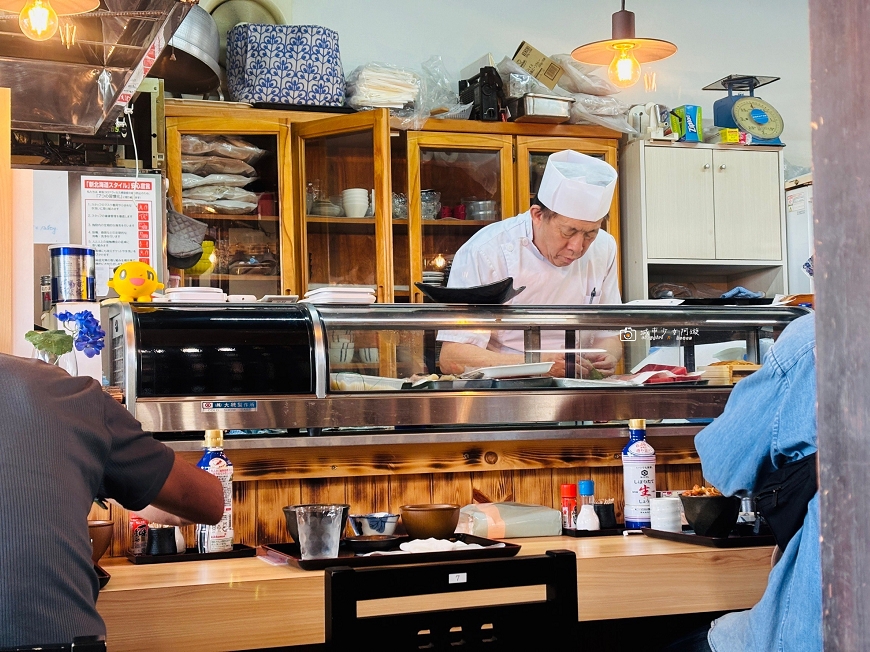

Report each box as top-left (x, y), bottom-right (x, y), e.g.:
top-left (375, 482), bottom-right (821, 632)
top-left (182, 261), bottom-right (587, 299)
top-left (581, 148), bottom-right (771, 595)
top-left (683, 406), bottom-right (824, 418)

top-left (437, 210), bottom-right (620, 354)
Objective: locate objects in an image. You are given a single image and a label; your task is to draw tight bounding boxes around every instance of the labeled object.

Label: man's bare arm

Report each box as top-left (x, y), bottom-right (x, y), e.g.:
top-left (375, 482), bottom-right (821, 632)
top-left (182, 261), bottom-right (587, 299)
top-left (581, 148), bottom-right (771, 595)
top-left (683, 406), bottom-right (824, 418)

top-left (132, 457), bottom-right (223, 525)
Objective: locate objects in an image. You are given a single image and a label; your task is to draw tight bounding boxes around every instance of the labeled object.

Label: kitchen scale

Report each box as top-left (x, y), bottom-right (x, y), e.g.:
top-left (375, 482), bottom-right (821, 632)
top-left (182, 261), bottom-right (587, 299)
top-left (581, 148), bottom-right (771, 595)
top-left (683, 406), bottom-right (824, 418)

top-left (702, 74), bottom-right (785, 145)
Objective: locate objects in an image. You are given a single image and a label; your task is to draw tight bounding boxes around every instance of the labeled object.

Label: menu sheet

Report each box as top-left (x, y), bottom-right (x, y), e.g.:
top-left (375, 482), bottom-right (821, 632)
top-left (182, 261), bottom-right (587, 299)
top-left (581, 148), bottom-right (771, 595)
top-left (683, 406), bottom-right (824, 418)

top-left (81, 176), bottom-right (158, 296)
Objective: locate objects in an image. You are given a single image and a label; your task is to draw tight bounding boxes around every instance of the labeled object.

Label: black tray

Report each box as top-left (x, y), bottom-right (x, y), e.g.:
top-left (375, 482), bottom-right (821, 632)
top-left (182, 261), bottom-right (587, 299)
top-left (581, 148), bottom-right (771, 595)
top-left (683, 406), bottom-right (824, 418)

top-left (126, 543), bottom-right (257, 564)
top-left (414, 278), bottom-right (525, 305)
top-left (95, 564), bottom-right (110, 589)
top-left (562, 526), bottom-right (625, 537)
top-left (405, 377), bottom-right (555, 391)
top-left (261, 534), bottom-right (520, 571)
top-left (251, 102), bottom-right (356, 114)
top-left (641, 528), bottom-right (776, 548)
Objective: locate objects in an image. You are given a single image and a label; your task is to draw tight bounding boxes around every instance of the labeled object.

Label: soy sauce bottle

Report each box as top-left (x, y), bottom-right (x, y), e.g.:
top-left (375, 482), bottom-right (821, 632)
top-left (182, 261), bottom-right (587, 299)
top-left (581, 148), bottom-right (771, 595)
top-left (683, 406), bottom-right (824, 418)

top-left (196, 430), bottom-right (234, 553)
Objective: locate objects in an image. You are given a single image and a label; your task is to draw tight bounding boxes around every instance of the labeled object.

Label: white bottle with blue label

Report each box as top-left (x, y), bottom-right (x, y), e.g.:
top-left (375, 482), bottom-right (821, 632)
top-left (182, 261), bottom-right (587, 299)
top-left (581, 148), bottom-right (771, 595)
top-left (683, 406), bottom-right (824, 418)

top-left (196, 429), bottom-right (234, 553)
top-left (622, 418), bottom-right (656, 529)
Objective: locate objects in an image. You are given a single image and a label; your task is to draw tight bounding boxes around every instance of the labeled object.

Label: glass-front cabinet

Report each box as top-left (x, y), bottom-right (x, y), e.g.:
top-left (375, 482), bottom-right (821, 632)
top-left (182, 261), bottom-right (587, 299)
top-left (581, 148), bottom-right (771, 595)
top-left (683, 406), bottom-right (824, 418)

top-left (405, 133), bottom-right (514, 303)
top-left (515, 135), bottom-right (621, 263)
top-left (293, 109), bottom-right (393, 302)
top-left (165, 114), bottom-right (293, 298)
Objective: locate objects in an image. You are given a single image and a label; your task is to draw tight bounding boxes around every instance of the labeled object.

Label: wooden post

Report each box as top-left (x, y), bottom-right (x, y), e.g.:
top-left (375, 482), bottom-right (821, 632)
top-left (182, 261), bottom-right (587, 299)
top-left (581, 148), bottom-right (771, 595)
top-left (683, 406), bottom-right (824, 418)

top-left (0, 88), bottom-right (11, 354)
top-left (809, 3), bottom-right (870, 648)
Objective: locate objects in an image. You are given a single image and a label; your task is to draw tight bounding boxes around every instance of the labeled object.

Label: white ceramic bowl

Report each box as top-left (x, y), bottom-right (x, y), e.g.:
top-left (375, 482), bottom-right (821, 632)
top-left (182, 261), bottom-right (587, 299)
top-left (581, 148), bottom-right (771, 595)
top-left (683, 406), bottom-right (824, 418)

top-left (329, 344), bottom-right (354, 364)
top-left (343, 200), bottom-right (369, 218)
top-left (358, 347), bottom-right (379, 363)
top-left (349, 512), bottom-right (399, 536)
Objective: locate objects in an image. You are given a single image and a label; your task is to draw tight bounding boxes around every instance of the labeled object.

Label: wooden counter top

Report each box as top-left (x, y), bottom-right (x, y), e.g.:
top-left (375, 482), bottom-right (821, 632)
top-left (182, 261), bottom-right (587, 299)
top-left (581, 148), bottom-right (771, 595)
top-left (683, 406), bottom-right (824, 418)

top-left (97, 535), bottom-right (772, 651)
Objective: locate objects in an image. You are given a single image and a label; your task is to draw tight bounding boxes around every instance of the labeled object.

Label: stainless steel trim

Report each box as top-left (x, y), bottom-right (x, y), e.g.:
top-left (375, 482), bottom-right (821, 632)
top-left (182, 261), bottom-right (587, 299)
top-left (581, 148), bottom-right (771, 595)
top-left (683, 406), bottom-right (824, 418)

top-left (164, 423), bottom-right (704, 452)
top-left (134, 387), bottom-right (731, 432)
top-left (120, 301), bottom-right (138, 418)
top-left (305, 304), bottom-right (328, 398)
top-left (524, 328), bottom-right (541, 363)
top-left (314, 305), bottom-right (810, 330)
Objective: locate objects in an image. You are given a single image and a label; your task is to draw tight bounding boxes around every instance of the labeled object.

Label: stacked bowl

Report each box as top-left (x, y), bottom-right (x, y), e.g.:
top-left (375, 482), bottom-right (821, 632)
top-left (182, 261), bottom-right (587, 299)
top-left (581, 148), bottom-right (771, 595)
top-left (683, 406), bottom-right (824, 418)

top-left (342, 188), bottom-right (370, 218)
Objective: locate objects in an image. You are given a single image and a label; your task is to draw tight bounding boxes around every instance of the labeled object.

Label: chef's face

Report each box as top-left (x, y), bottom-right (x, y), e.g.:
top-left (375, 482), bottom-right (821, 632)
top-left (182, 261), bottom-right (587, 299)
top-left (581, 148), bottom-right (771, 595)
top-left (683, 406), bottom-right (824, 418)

top-left (530, 206), bottom-right (603, 268)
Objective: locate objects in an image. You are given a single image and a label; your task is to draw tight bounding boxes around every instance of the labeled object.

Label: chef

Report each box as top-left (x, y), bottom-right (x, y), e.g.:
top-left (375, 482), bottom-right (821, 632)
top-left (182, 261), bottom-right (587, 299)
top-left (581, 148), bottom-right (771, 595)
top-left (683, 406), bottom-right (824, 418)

top-left (438, 150), bottom-right (622, 378)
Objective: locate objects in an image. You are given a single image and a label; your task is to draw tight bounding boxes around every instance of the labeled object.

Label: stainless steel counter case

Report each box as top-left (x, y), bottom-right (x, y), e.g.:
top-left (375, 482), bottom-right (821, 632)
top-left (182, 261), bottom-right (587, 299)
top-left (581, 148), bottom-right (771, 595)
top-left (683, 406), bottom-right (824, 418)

top-left (101, 300), bottom-right (809, 434)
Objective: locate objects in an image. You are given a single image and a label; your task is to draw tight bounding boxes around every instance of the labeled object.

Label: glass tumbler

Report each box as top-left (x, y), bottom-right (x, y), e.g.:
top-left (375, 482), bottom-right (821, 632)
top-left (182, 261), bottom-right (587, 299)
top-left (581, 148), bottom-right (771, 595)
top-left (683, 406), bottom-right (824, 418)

top-left (295, 505), bottom-right (343, 560)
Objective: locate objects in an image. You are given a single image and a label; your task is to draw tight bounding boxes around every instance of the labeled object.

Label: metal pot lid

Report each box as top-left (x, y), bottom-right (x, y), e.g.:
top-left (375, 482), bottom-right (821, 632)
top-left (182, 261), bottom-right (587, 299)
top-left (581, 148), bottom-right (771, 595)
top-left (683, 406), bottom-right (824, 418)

top-left (148, 4), bottom-right (221, 95)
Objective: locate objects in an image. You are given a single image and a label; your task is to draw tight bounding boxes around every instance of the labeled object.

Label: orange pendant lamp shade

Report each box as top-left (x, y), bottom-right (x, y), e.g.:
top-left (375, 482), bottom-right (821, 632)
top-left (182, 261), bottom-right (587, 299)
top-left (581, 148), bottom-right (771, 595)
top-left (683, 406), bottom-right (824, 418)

top-left (0, 0), bottom-right (99, 41)
top-left (572, 1), bottom-right (676, 88)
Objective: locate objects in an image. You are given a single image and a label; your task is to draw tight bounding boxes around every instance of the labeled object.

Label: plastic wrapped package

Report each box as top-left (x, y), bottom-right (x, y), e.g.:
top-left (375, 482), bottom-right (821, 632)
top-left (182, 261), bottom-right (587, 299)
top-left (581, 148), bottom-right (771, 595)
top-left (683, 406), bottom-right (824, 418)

top-left (182, 185), bottom-right (259, 204)
top-left (551, 53), bottom-right (621, 96)
top-left (567, 95), bottom-right (636, 134)
top-left (421, 55), bottom-right (458, 113)
top-left (180, 135), bottom-right (266, 163)
top-left (346, 62), bottom-right (427, 131)
top-left (182, 173), bottom-right (257, 190)
top-left (507, 73), bottom-right (538, 99)
top-left (182, 156), bottom-right (256, 177)
top-left (496, 57), bottom-right (563, 98)
top-left (182, 198), bottom-right (258, 215)
top-left (574, 94), bottom-right (630, 117)
top-left (456, 503), bottom-right (563, 538)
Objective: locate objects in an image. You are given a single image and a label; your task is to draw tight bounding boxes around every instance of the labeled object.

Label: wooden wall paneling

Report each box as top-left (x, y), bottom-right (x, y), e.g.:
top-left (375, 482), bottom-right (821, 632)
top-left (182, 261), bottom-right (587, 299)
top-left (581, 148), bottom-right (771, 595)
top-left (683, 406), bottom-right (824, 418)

top-left (256, 479), bottom-right (302, 544)
top-left (0, 87), bottom-right (12, 353)
top-left (232, 481), bottom-right (259, 546)
top-left (299, 477), bottom-right (347, 505)
top-left (511, 469), bottom-right (555, 508)
top-left (346, 475), bottom-right (391, 514)
top-left (657, 464), bottom-right (704, 491)
top-left (388, 473), bottom-right (431, 512)
top-left (471, 470), bottom-right (514, 503)
top-left (430, 472), bottom-right (474, 506)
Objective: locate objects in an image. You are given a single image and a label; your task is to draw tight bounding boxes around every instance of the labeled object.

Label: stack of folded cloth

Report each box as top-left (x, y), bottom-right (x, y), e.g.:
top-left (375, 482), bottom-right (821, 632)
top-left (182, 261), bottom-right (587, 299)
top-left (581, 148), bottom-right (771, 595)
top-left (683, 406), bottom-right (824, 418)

top-left (300, 286), bottom-right (376, 305)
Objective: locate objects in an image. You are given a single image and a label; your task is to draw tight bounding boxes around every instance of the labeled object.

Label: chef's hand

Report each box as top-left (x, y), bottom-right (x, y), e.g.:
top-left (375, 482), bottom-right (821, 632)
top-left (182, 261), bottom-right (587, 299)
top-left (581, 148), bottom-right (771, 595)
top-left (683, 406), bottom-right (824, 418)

top-left (580, 353), bottom-right (618, 378)
top-left (542, 353), bottom-right (566, 378)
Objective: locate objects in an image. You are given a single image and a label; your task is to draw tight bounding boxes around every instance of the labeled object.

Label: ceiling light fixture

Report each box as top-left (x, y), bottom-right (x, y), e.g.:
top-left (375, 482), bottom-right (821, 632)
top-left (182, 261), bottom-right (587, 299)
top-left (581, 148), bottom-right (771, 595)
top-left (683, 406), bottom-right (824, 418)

top-left (571, 0), bottom-right (677, 89)
top-left (0, 0), bottom-right (98, 41)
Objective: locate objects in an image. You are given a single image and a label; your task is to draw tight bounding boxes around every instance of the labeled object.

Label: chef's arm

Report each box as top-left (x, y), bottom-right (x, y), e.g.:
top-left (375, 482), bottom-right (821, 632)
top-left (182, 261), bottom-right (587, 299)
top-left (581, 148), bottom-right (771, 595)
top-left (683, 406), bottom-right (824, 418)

top-left (439, 342), bottom-right (566, 377)
top-left (579, 333), bottom-right (623, 377)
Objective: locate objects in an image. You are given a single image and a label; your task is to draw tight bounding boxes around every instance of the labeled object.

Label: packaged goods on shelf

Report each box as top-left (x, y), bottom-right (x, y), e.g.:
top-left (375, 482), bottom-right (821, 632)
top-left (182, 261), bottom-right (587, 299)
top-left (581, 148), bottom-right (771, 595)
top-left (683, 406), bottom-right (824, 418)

top-left (182, 186), bottom-right (259, 204)
top-left (182, 173), bottom-right (256, 190)
top-left (182, 156), bottom-right (257, 177)
top-left (181, 134), bottom-right (266, 163)
top-left (182, 198), bottom-right (258, 215)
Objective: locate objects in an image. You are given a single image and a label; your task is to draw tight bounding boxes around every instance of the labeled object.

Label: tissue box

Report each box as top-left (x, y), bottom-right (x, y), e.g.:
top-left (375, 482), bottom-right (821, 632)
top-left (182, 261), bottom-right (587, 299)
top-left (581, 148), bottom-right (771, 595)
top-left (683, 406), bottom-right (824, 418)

top-left (458, 503), bottom-right (562, 538)
top-left (670, 105), bottom-right (702, 142)
top-left (227, 24), bottom-right (345, 106)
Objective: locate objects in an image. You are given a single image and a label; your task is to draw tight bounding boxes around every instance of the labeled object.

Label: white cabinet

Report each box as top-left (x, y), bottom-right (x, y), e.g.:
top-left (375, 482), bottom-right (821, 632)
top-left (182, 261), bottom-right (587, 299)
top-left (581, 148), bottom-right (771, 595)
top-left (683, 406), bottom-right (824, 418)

top-left (622, 140), bottom-right (787, 301)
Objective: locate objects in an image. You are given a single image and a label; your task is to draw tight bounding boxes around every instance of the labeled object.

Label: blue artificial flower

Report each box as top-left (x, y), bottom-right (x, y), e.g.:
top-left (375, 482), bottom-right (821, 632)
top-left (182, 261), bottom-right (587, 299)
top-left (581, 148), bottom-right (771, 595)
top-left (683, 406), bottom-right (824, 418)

top-left (53, 310), bottom-right (105, 358)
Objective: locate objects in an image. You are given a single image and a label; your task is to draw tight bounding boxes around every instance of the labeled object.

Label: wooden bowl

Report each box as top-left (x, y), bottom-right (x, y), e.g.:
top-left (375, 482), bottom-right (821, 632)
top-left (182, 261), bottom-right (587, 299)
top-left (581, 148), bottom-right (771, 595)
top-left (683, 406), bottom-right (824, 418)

top-left (88, 520), bottom-right (113, 563)
top-left (680, 495), bottom-right (741, 538)
top-left (399, 504), bottom-right (460, 540)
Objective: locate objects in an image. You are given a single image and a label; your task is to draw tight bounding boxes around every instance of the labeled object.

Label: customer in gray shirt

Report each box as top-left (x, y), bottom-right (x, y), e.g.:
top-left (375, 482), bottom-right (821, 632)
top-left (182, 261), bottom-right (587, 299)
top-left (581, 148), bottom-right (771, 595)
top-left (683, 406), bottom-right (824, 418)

top-left (0, 354), bottom-right (223, 648)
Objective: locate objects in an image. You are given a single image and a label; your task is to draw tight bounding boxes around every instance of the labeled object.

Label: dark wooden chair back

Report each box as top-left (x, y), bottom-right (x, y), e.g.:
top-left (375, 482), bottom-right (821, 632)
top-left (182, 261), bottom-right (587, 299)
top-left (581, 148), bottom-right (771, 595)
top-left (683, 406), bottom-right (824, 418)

top-left (325, 549), bottom-right (577, 650)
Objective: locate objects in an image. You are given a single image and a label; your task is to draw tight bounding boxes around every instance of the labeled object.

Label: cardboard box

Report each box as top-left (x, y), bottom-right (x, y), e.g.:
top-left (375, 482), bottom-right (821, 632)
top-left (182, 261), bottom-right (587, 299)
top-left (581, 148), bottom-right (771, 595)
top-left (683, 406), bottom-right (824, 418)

top-left (460, 53), bottom-right (496, 83)
top-left (512, 41), bottom-right (563, 90)
top-left (669, 105), bottom-right (702, 142)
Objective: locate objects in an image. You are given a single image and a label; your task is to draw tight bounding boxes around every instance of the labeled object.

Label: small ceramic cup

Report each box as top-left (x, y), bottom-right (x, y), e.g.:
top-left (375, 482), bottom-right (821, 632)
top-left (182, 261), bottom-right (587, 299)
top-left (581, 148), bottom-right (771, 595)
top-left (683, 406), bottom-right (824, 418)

top-left (649, 497), bottom-right (683, 532)
top-left (349, 512), bottom-right (399, 536)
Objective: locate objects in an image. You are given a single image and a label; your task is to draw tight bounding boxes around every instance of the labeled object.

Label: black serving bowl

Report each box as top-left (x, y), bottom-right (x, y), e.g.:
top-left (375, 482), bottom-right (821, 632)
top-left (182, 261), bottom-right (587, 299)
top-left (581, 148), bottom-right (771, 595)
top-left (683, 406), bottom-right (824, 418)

top-left (414, 277), bottom-right (525, 305)
top-left (680, 495), bottom-right (741, 538)
top-left (345, 534), bottom-right (400, 554)
top-left (282, 504), bottom-right (350, 543)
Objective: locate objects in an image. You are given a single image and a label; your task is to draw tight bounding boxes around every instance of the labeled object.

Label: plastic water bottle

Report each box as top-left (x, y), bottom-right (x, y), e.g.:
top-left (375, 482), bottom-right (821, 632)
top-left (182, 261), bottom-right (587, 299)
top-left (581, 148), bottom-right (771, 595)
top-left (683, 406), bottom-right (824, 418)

top-left (196, 430), bottom-right (234, 553)
top-left (622, 419), bottom-right (656, 529)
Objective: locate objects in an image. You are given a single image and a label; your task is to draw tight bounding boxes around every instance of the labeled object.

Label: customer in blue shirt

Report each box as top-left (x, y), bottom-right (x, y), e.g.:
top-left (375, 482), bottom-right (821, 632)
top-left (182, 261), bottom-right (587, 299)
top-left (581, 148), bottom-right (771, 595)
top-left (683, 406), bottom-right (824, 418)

top-left (666, 312), bottom-right (820, 651)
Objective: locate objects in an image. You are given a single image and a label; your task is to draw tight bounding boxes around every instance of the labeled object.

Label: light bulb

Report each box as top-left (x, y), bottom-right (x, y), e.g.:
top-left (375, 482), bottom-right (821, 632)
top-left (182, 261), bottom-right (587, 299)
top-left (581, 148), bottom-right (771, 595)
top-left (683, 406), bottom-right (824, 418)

top-left (607, 46), bottom-right (642, 88)
top-left (19, 0), bottom-right (58, 41)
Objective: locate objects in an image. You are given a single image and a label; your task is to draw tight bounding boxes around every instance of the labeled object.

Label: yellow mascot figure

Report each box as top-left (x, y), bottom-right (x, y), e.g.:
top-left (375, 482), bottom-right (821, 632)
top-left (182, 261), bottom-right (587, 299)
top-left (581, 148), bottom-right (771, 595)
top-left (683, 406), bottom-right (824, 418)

top-left (107, 261), bottom-right (164, 302)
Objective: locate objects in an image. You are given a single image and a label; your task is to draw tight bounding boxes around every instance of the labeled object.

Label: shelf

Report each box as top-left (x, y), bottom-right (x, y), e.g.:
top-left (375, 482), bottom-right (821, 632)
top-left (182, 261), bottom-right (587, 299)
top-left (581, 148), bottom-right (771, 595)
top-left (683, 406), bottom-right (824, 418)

top-left (187, 274), bottom-right (280, 281)
top-left (307, 216), bottom-right (375, 224)
top-left (422, 219), bottom-right (499, 227)
top-left (186, 213), bottom-right (279, 222)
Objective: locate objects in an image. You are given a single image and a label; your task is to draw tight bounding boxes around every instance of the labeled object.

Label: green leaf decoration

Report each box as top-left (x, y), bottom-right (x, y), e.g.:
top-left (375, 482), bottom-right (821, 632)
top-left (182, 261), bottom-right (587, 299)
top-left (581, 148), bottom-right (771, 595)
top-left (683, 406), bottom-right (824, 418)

top-left (588, 368), bottom-right (605, 381)
top-left (25, 330), bottom-right (74, 356)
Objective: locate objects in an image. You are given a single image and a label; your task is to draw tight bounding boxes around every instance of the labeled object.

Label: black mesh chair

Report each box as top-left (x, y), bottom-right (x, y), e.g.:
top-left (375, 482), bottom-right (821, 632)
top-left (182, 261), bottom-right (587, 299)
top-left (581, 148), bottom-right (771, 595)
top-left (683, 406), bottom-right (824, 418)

top-left (325, 550), bottom-right (577, 650)
top-left (0, 636), bottom-right (106, 651)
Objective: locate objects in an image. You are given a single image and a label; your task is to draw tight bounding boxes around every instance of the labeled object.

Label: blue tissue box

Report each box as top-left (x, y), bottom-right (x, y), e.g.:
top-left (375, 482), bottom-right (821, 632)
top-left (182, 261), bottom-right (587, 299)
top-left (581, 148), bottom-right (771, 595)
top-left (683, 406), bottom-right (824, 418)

top-left (227, 24), bottom-right (345, 106)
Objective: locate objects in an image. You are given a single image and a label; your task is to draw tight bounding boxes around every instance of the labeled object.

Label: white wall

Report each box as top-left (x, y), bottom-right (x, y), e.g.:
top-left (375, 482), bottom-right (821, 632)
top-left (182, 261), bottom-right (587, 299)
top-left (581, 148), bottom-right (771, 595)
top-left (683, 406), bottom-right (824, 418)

top-left (289, 0), bottom-right (811, 167)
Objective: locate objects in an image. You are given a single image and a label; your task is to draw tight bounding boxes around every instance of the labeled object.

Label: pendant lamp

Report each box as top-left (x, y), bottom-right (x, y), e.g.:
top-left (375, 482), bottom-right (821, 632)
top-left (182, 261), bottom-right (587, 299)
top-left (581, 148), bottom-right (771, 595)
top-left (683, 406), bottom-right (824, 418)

top-left (0, 0), bottom-right (99, 41)
top-left (571, 0), bottom-right (677, 88)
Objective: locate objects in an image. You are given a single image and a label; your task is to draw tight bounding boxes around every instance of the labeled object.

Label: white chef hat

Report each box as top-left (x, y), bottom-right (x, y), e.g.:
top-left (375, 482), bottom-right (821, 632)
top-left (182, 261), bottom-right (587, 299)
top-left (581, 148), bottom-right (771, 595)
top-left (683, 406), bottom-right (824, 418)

top-left (537, 150), bottom-right (617, 222)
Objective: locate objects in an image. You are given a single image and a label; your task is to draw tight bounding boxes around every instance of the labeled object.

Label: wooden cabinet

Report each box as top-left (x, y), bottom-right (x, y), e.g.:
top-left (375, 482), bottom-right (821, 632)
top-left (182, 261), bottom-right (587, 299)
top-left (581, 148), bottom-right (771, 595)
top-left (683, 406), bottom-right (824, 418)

top-left (622, 140), bottom-right (787, 301)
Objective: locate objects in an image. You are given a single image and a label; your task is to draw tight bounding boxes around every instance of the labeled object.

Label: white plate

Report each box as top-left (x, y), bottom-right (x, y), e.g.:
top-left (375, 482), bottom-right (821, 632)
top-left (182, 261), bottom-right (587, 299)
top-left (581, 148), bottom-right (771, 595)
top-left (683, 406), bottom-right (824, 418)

top-left (165, 286), bottom-right (224, 293)
top-left (301, 296), bottom-right (377, 305)
top-left (259, 295), bottom-right (299, 303)
top-left (304, 285), bottom-right (376, 297)
top-left (472, 362), bottom-right (554, 379)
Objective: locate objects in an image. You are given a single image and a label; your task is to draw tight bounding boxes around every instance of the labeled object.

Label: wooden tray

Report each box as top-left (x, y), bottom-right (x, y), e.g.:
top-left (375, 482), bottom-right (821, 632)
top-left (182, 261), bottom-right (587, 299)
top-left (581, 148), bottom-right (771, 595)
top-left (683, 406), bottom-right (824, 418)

top-left (562, 526), bottom-right (625, 537)
top-left (126, 544), bottom-right (257, 564)
top-left (261, 534), bottom-right (520, 571)
top-left (95, 564), bottom-right (110, 589)
top-left (641, 528), bottom-right (776, 548)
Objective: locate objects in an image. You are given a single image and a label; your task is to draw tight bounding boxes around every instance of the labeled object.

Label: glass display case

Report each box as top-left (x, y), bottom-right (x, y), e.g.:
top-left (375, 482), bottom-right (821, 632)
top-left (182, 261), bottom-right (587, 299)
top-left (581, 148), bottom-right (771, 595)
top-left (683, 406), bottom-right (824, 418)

top-left (405, 133), bottom-right (515, 303)
top-left (104, 301), bottom-right (808, 435)
top-left (166, 115), bottom-right (292, 299)
top-left (293, 109), bottom-right (393, 302)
